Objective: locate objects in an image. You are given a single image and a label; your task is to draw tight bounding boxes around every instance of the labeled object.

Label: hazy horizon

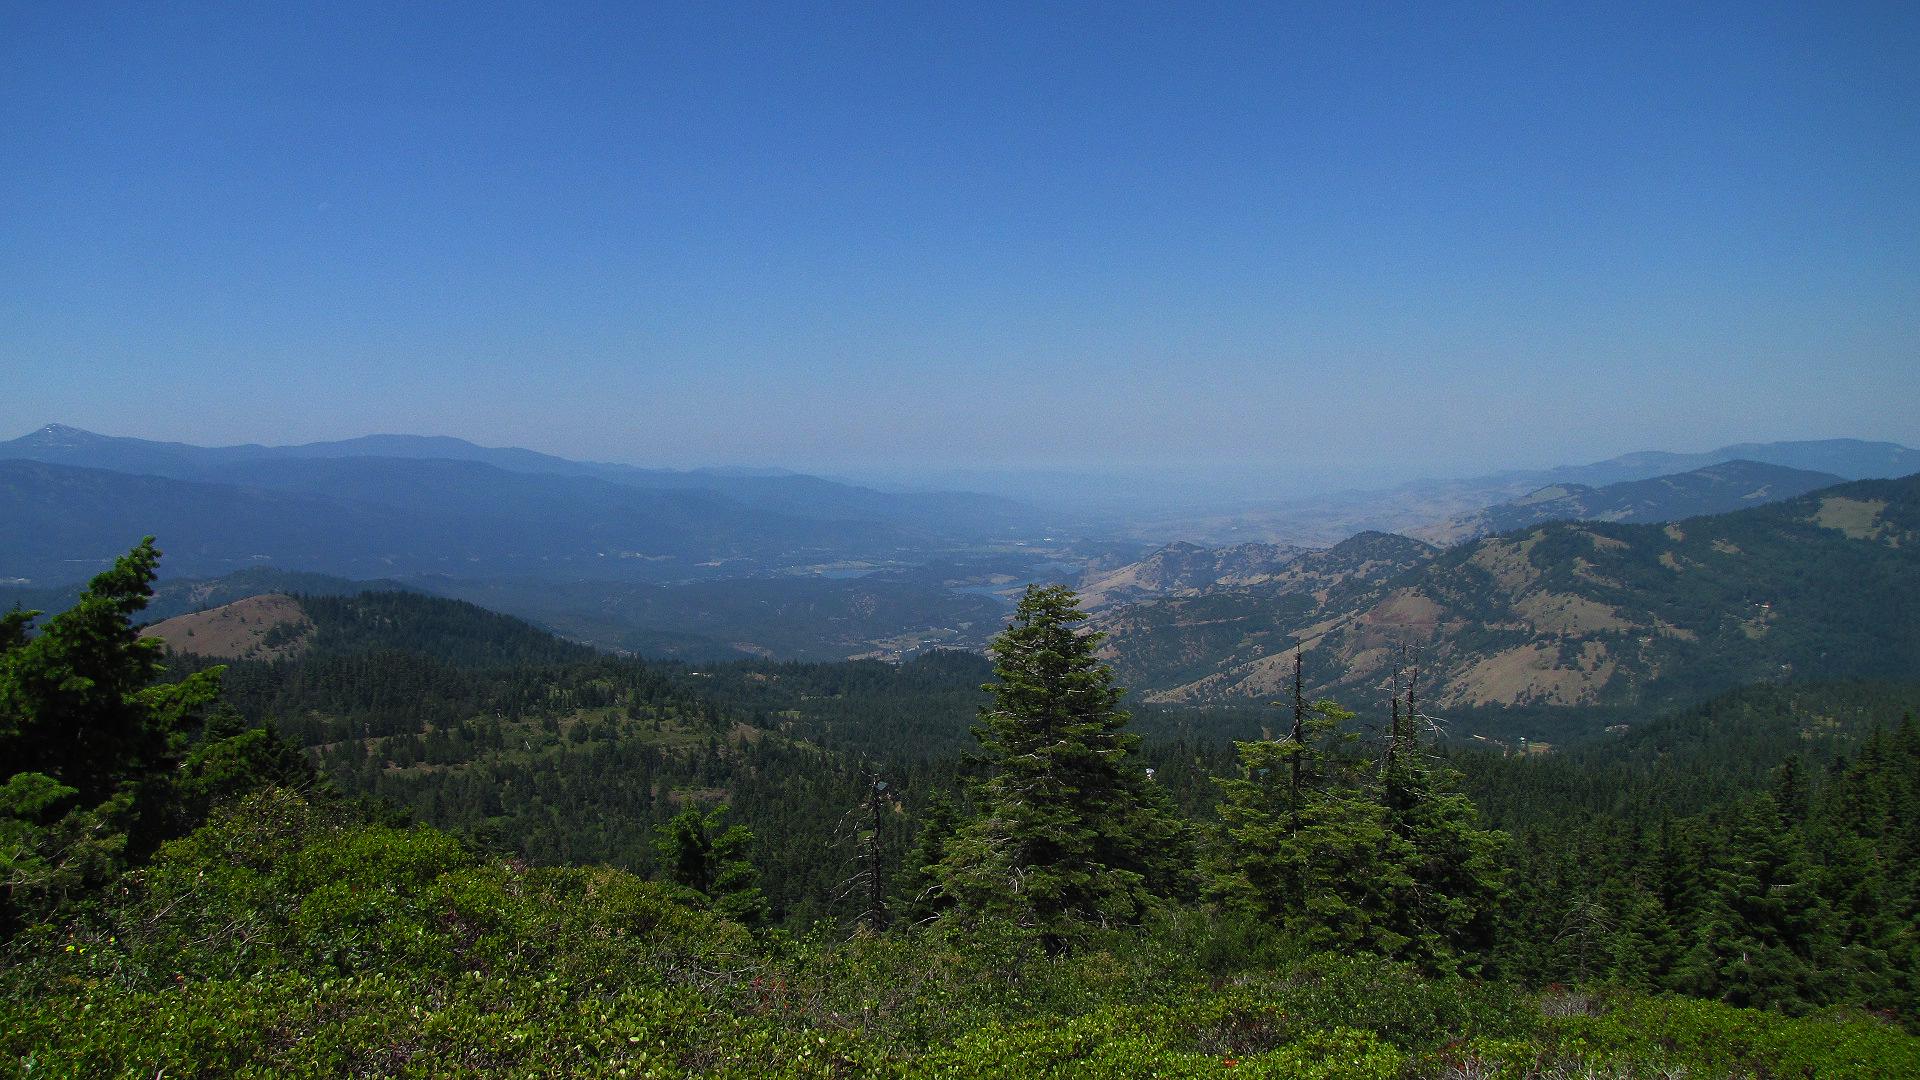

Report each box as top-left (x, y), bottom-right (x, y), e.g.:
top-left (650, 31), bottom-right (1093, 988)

top-left (6, 5), bottom-right (1916, 479)
top-left (11, 419), bottom-right (1918, 513)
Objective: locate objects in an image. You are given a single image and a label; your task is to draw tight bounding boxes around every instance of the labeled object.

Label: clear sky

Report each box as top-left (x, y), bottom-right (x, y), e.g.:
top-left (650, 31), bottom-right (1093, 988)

top-left (3, 3), bottom-right (1915, 481)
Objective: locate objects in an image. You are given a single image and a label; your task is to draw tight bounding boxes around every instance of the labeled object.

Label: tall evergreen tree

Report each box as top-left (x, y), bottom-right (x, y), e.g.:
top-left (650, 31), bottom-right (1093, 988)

top-left (0, 538), bottom-right (221, 802)
top-left (0, 538), bottom-right (235, 934)
top-left (1674, 795), bottom-right (1835, 1012)
top-left (652, 804), bottom-right (767, 927)
top-left (1212, 671), bottom-right (1507, 976)
top-left (1210, 695), bottom-right (1413, 952)
top-left (892, 790), bottom-right (960, 925)
top-left (934, 585), bottom-right (1187, 947)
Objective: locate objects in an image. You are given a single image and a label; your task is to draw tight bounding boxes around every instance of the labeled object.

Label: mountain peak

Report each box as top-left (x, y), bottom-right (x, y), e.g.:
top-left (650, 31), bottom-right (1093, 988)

top-left (34, 423), bottom-right (97, 436)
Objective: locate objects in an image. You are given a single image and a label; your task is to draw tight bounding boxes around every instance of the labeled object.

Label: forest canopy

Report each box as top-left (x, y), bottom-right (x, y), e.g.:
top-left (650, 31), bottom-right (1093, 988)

top-left (3, 541), bottom-right (1918, 1077)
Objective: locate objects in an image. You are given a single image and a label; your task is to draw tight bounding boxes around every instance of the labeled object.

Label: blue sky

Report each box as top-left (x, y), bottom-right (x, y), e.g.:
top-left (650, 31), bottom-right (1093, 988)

top-left (3, 3), bottom-right (1915, 481)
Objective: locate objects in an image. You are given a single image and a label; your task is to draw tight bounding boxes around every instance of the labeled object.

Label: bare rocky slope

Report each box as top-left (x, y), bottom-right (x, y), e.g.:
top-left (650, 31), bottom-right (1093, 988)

top-left (1100, 475), bottom-right (1920, 713)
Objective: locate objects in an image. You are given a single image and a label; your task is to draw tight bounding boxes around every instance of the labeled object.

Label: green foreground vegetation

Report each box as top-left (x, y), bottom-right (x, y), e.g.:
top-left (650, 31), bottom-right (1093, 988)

top-left (9, 790), bottom-right (1919, 1078)
top-left (4, 542), bottom-right (1919, 1076)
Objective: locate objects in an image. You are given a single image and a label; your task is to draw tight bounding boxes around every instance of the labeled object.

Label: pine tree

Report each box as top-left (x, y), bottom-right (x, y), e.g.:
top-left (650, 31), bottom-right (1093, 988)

top-left (934, 585), bottom-right (1187, 948)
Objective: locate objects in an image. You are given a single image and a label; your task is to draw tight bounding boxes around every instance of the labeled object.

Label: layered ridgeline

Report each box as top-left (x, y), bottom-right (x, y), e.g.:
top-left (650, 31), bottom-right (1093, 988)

top-left (0, 424), bottom-right (1042, 539)
top-left (2, 563), bottom-right (1010, 665)
top-left (1100, 475), bottom-right (1920, 720)
top-left (0, 425), bottom-right (1045, 585)
top-left (1414, 460), bottom-right (1845, 546)
top-left (1118, 437), bottom-right (1920, 547)
top-left (0, 457), bottom-right (926, 584)
top-left (1091, 530), bottom-right (1439, 691)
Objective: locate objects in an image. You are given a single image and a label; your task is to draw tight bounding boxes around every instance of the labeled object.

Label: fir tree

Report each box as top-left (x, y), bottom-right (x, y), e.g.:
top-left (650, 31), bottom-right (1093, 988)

top-left (934, 585), bottom-right (1187, 948)
top-left (1210, 694), bottom-right (1412, 952)
top-left (1373, 673), bottom-right (1509, 975)
top-left (1213, 670), bottom-right (1507, 976)
top-left (0, 538), bottom-right (230, 933)
top-left (0, 538), bottom-right (221, 802)
top-left (1674, 795), bottom-right (1835, 1012)
top-left (652, 804), bottom-right (767, 926)
top-left (892, 790), bottom-right (960, 924)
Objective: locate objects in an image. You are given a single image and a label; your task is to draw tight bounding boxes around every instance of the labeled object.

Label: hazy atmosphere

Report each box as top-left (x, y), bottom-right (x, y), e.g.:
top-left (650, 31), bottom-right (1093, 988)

top-left (10, 6), bottom-right (1920, 1075)
top-left (6, 4), bottom-right (1916, 480)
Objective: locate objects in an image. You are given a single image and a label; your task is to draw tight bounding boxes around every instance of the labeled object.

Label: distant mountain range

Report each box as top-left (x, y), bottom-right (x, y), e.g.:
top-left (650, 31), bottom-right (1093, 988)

top-left (0, 456), bottom-right (927, 583)
top-left (1120, 438), bottom-right (1920, 546)
top-left (1099, 474), bottom-right (1920, 719)
top-left (0, 425), bottom-right (1048, 584)
top-left (1412, 460), bottom-right (1845, 545)
top-left (1, 423), bottom-right (1043, 537)
top-left (8, 425), bottom-right (1918, 689)
top-left (1538, 439), bottom-right (1920, 489)
top-left (1076, 459), bottom-right (1844, 610)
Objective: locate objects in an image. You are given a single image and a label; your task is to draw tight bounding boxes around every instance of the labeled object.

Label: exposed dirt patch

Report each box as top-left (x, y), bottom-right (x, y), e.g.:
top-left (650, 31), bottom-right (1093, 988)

top-left (1467, 534), bottom-right (1542, 591)
top-left (1654, 619), bottom-right (1698, 642)
top-left (1208, 650), bottom-right (1304, 700)
top-left (1447, 641), bottom-right (1615, 707)
top-left (146, 594), bottom-right (313, 661)
top-left (1570, 557), bottom-right (1624, 589)
top-left (1360, 590), bottom-right (1444, 634)
top-left (1512, 592), bottom-right (1632, 636)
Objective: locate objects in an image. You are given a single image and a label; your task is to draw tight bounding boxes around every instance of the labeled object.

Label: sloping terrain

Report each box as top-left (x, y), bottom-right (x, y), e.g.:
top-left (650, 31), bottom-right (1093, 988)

top-left (420, 574), bottom-right (1010, 661)
top-left (1076, 540), bottom-right (1310, 608)
top-left (1107, 475), bottom-right (1920, 713)
top-left (1114, 438), bottom-right (1920, 546)
top-left (158, 587), bottom-right (893, 924)
top-left (1092, 531), bottom-right (1437, 691)
top-left (1414, 460), bottom-right (1844, 545)
top-left (0, 424), bottom-right (1042, 541)
top-left (1, 566), bottom-right (414, 626)
top-left (0, 458), bottom-right (922, 584)
top-left (145, 593), bottom-right (315, 661)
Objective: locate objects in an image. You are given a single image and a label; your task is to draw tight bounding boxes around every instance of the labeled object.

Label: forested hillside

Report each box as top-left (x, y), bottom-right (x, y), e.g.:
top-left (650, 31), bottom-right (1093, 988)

top-left (1103, 474), bottom-right (1920, 720)
top-left (5, 540), bottom-right (1919, 1076)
